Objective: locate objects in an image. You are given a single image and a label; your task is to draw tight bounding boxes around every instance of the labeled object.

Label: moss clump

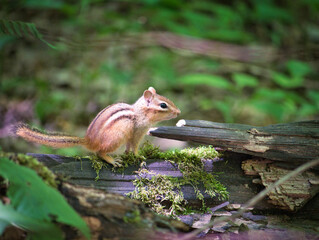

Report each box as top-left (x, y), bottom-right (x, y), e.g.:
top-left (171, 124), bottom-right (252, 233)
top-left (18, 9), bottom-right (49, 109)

top-left (85, 154), bottom-right (107, 181)
top-left (114, 152), bottom-right (146, 170)
top-left (0, 151), bottom-right (57, 188)
top-left (127, 169), bottom-right (187, 216)
top-left (130, 142), bottom-right (228, 217)
top-left (87, 152), bottom-right (146, 181)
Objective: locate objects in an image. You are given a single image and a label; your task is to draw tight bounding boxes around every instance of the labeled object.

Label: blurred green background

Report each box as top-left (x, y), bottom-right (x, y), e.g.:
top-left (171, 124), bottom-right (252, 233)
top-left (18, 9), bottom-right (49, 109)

top-left (1, 0), bottom-right (318, 156)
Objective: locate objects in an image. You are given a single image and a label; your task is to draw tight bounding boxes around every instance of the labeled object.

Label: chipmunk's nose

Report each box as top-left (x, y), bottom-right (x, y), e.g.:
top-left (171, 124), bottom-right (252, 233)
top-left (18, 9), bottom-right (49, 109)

top-left (175, 109), bottom-right (181, 116)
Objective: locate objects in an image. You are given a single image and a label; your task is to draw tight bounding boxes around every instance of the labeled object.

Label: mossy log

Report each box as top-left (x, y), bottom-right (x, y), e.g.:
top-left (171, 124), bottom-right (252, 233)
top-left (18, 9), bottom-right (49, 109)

top-left (31, 153), bottom-right (268, 208)
top-left (29, 153), bottom-right (319, 217)
top-left (149, 120), bottom-right (319, 214)
top-left (149, 120), bottom-right (319, 166)
top-left (31, 153), bottom-right (227, 205)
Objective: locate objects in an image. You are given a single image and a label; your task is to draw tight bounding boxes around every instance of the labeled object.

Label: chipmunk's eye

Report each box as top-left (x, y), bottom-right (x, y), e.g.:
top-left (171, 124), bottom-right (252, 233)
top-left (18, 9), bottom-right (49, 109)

top-left (160, 103), bottom-right (168, 109)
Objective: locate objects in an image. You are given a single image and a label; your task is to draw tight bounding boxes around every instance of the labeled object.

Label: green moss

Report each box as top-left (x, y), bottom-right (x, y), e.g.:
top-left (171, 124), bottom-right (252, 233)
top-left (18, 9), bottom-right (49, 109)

top-left (0, 151), bottom-right (57, 188)
top-left (114, 152), bottom-right (146, 171)
top-left (87, 152), bottom-right (146, 180)
top-left (131, 142), bottom-right (228, 217)
top-left (87, 142), bottom-right (229, 217)
top-left (127, 169), bottom-right (187, 217)
top-left (123, 209), bottom-right (142, 224)
top-left (83, 154), bottom-right (106, 181)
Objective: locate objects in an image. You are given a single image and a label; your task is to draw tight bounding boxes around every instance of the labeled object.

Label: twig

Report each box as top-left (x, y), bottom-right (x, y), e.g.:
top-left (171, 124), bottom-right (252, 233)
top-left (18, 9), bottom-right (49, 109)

top-left (180, 158), bottom-right (319, 240)
top-left (210, 201), bottom-right (229, 213)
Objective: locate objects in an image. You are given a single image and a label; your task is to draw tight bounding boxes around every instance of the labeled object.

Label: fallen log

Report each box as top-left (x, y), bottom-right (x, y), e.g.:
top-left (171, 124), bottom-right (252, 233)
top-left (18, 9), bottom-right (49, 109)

top-left (149, 119), bottom-right (319, 213)
top-left (149, 120), bottom-right (319, 165)
top-left (60, 182), bottom-right (189, 239)
top-left (29, 152), bottom-right (319, 216)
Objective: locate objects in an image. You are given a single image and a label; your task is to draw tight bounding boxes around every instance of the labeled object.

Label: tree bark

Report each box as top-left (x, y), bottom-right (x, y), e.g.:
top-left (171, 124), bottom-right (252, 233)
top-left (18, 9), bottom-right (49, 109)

top-left (59, 182), bottom-right (189, 240)
top-left (149, 120), bottom-right (319, 166)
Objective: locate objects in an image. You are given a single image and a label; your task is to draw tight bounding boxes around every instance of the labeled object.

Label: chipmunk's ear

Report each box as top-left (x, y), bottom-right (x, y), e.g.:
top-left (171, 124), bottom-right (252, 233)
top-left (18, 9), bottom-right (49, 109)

top-left (143, 88), bottom-right (154, 102)
top-left (148, 87), bottom-right (156, 94)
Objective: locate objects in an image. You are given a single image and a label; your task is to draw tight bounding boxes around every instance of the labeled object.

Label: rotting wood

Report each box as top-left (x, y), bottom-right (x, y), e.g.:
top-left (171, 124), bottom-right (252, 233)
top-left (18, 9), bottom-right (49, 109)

top-left (149, 120), bottom-right (319, 166)
top-left (242, 158), bottom-right (319, 211)
top-left (59, 182), bottom-right (189, 239)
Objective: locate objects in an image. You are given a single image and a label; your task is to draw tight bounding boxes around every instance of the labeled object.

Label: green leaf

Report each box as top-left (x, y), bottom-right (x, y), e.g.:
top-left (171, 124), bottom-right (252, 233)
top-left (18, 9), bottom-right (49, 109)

top-left (272, 72), bottom-right (303, 88)
top-left (254, 2), bottom-right (293, 23)
top-left (2, 20), bottom-right (15, 35)
top-left (0, 157), bottom-right (90, 239)
top-left (11, 21), bottom-right (23, 37)
top-left (0, 219), bottom-right (9, 234)
top-left (0, 20), bottom-right (56, 49)
top-left (179, 74), bottom-right (232, 89)
top-left (213, 100), bottom-right (234, 122)
top-left (299, 103), bottom-right (318, 116)
top-left (252, 101), bottom-right (286, 121)
top-left (232, 73), bottom-right (259, 89)
top-left (253, 88), bottom-right (286, 100)
top-left (0, 202), bottom-right (64, 240)
top-left (286, 60), bottom-right (312, 78)
top-left (308, 90), bottom-right (319, 108)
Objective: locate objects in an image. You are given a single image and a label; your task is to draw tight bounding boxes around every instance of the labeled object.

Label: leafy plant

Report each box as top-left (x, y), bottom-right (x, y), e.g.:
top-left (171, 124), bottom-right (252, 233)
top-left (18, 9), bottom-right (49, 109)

top-left (272, 72), bottom-right (304, 88)
top-left (179, 73), bottom-right (232, 90)
top-left (0, 151), bottom-right (57, 188)
top-left (0, 19), bottom-right (55, 49)
top-left (286, 60), bottom-right (312, 78)
top-left (0, 157), bottom-right (90, 240)
top-left (232, 73), bottom-right (259, 90)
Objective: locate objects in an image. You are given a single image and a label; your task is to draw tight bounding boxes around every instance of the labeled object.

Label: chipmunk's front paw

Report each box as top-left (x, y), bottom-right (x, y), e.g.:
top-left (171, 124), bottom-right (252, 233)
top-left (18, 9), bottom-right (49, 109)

top-left (112, 158), bottom-right (123, 167)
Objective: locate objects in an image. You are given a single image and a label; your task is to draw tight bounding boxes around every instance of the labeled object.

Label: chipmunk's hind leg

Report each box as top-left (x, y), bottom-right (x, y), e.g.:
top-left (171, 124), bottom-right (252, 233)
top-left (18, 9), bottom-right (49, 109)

top-left (98, 151), bottom-right (122, 167)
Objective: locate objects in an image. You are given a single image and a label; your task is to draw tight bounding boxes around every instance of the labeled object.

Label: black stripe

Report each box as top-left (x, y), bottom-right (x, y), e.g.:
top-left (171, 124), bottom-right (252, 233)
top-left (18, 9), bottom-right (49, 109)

top-left (87, 105), bottom-right (113, 132)
top-left (106, 115), bottom-right (135, 129)
top-left (88, 106), bottom-right (133, 132)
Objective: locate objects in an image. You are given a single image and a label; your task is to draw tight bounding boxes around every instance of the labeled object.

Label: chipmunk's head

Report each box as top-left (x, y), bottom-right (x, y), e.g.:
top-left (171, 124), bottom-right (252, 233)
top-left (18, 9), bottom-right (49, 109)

top-left (136, 87), bottom-right (180, 123)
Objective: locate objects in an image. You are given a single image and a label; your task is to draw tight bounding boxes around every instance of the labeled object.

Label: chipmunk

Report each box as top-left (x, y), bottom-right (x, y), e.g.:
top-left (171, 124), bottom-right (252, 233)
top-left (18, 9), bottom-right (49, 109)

top-left (14, 87), bottom-right (180, 167)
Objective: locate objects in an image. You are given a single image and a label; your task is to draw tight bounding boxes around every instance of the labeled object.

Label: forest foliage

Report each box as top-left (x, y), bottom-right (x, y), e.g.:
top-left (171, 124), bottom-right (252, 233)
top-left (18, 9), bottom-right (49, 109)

top-left (0, 0), bottom-right (318, 156)
top-left (0, 155), bottom-right (90, 239)
top-left (0, 1), bottom-right (318, 237)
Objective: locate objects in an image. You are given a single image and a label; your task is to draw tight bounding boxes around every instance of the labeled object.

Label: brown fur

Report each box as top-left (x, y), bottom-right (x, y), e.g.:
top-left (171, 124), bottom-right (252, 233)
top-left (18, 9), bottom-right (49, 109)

top-left (14, 123), bottom-right (85, 148)
top-left (14, 87), bottom-right (180, 167)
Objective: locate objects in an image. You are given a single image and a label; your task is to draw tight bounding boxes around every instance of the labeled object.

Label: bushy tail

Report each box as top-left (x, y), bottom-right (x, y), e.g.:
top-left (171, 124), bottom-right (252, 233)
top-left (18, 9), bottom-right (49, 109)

top-left (13, 123), bottom-right (86, 148)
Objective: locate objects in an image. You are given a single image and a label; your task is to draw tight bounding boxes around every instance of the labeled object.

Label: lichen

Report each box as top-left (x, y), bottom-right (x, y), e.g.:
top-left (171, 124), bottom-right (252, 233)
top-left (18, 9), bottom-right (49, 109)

top-left (0, 151), bottom-right (57, 188)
